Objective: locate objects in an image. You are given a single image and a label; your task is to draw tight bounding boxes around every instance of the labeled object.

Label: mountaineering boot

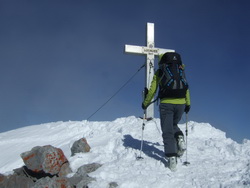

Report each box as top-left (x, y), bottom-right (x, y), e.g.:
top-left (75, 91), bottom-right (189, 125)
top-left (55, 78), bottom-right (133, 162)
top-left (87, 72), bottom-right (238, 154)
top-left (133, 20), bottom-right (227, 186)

top-left (177, 135), bottom-right (186, 157)
top-left (167, 156), bottom-right (177, 172)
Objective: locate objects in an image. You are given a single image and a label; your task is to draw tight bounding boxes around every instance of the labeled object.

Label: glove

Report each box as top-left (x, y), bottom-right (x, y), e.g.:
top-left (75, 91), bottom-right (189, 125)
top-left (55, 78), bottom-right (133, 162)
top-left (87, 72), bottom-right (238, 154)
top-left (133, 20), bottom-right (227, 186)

top-left (184, 105), bottom-right (191, 114)
top-left (143, 87), bottom-right (149, 99)
top-left (142, 103), bottom-right (147, 110)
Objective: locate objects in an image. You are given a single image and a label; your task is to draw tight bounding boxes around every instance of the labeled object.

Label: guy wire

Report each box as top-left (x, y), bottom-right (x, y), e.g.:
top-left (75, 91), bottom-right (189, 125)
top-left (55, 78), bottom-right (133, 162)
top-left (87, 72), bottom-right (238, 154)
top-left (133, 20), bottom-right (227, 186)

top-left (87, 63), bottom-right (145, 121)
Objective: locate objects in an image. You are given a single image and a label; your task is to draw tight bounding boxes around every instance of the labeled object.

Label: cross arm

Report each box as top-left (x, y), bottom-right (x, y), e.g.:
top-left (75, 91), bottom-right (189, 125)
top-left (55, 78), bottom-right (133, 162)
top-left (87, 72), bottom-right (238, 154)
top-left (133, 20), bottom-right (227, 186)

top-left (125, 44), bottom-right (175, 56)
top-left (125, 44), bottom-right (145, 54)
top-left (157, 48), bottom-right (175, 55)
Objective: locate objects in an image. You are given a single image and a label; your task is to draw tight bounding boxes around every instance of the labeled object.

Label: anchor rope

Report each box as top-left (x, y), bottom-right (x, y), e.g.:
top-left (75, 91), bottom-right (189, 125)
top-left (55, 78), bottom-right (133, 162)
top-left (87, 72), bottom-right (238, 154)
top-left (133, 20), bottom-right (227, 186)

top-left (87, 63), bottom-right (145, 121)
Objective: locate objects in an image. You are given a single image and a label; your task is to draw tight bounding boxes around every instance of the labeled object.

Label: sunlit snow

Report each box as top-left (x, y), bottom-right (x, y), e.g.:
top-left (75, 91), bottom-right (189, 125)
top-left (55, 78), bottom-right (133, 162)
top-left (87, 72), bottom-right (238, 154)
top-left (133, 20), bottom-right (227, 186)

top-left (0, 116), bottom-right (249, 187)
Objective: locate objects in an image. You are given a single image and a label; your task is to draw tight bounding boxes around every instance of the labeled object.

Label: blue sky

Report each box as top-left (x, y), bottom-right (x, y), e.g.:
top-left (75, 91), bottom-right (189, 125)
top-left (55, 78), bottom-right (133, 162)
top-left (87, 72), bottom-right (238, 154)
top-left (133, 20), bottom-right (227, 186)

top-left (0, 0), bottom-right (249, 143)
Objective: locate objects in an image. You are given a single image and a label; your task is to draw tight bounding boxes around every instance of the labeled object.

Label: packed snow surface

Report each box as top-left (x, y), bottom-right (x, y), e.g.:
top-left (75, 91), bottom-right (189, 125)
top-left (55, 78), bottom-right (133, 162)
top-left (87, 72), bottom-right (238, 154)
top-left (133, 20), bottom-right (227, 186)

top-left (0, 116), bottom-right (249, 187)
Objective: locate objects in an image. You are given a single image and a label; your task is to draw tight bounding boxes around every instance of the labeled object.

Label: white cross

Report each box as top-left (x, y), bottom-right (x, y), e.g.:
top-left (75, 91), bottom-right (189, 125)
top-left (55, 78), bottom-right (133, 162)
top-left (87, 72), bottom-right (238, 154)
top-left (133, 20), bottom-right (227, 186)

top-left (125, 22), bottom-right (175, 118)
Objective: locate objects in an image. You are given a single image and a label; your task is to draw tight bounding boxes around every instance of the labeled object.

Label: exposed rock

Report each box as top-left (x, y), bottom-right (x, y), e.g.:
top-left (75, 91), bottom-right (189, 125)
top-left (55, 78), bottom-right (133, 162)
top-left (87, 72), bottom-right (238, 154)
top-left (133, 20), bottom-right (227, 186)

top-left (109, 181), bottom-right (119, 188)
top-left (68, 163), bottom-right (102, 187)
top-left (20, 145), bottom-right (71, 176)
top-left (22, 166), bottom-right (55, 180)
top-left (71, 137), bottom-right (91, 156)
top-left (0, 173), bottom-right (5, 183)
top-left (75, 163), bottom-right (102, 175)
top-left (32, 176), bottom-right (73, 188)
top-left (0, 168), bottom-right (35, 188)
top-left (58, 161), bottom-right (72, 177)
top-left (68, 174), bottom-right (94, 188)
top-left (1, 144), bottom-right (101, 188)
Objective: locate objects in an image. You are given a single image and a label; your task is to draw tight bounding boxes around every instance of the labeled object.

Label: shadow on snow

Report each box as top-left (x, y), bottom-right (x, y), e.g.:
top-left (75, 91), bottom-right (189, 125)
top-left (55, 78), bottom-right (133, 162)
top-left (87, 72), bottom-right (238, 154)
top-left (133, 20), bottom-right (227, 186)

top-left (122, 134), bottom-right (167, 166)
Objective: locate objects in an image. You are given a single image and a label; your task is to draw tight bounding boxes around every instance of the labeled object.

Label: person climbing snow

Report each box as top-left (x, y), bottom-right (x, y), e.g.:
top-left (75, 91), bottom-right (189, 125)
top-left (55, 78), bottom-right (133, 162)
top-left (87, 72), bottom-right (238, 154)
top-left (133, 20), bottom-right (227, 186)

top-left (142, 52), bottom-right (191, 172)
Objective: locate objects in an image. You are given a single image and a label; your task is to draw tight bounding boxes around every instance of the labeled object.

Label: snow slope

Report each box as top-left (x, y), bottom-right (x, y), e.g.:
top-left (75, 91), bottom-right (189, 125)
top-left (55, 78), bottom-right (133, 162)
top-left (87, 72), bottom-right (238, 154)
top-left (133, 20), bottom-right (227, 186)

top-left (0, 116), bottom-right (249, 188)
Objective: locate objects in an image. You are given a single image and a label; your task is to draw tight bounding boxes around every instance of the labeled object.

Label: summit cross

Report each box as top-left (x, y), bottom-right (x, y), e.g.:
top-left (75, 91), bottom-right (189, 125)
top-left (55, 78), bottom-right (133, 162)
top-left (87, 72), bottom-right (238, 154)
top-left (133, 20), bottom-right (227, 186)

top-left (125, 22), bottom-right (175, 118)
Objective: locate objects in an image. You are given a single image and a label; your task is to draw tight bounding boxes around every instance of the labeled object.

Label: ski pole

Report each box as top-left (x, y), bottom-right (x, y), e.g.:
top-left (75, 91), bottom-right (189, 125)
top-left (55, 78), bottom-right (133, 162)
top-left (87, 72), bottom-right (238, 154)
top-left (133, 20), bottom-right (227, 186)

top-left (183, 113), bottom-right (190, 165)
top-left (136, 89), bottom-right (148, 160)
top-left (137, 110), bottom-right (146, 160)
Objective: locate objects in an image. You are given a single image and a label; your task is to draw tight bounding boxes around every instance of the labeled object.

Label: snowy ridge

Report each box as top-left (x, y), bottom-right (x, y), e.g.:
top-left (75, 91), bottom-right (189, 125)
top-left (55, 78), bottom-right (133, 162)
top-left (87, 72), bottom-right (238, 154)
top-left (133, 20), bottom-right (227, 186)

top-left (0, 116), bottom-right (249, 187)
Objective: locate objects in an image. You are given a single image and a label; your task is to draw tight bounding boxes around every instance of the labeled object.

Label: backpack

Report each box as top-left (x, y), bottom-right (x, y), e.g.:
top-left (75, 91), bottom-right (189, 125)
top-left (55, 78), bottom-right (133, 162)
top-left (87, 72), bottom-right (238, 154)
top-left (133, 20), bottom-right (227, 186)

top-left (158, 52), bottom-right (188, 99)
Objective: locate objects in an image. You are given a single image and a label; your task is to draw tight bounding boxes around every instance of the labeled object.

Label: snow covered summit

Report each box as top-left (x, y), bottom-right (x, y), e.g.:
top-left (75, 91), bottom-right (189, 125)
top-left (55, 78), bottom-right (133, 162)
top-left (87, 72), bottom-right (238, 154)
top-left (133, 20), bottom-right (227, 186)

top-left (0, 116), bottom-right (249, 187)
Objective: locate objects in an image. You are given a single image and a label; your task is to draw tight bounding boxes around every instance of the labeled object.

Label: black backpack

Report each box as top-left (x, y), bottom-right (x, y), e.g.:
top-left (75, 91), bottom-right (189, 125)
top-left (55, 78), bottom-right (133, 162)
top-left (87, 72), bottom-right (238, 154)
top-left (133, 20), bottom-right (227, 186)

top-left (158, 52), bottom-right (188, 99)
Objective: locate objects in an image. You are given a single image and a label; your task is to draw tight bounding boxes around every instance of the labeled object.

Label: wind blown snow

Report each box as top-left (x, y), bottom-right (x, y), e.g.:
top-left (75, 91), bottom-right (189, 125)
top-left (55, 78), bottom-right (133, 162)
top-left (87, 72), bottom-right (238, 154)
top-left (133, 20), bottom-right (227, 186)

top-left (0, 116), bottom-right (249, 187)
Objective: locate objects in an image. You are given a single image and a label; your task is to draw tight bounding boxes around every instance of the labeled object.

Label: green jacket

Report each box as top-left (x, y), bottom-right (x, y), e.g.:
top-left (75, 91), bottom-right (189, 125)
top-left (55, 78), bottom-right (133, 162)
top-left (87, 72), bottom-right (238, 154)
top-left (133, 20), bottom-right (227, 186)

top-left (143, 69), bottom-right (191, 107)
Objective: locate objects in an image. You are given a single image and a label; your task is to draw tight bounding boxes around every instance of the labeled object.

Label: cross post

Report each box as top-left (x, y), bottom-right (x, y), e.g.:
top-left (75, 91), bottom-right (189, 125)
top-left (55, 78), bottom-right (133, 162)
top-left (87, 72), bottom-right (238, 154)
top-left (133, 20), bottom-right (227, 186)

top-left (125, 22), bottom-right (175, 118)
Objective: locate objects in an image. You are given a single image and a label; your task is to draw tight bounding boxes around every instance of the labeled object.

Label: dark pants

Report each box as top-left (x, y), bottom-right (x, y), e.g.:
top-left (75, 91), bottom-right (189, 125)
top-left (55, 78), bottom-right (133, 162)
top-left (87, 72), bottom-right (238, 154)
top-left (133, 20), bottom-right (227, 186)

top-left (159, 103), bottom-right (185, 157)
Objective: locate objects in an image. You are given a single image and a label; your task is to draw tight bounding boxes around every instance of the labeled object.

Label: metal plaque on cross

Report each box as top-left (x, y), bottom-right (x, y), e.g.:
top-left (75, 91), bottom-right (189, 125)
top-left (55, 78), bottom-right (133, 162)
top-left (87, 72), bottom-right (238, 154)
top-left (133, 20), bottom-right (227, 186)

top-left (125, 22), bottom-right (175, 118)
